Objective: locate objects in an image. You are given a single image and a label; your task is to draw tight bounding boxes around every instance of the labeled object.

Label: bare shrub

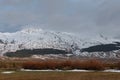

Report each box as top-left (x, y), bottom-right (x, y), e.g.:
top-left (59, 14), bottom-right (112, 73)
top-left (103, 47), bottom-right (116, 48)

top-left (116, 61), bottom-right (120, 70)
top-left (80, 59), bottom-right (105, 70)
top-left (21, 59), bottom-right (105, 70)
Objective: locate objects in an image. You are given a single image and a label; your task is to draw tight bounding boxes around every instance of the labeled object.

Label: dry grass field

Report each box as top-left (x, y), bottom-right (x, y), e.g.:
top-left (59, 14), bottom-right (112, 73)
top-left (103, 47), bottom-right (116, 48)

top-left (0, 59), bottom-right (120, 80)
top-left (0, 71), bottom-right (120, 80)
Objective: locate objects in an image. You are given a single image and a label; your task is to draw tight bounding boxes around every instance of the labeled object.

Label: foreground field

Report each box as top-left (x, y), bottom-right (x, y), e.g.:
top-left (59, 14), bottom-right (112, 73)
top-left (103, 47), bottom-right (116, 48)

top-left (0, 58), bottom-right (120, 80)
top-left (0, 71), bottom-right (120, 80)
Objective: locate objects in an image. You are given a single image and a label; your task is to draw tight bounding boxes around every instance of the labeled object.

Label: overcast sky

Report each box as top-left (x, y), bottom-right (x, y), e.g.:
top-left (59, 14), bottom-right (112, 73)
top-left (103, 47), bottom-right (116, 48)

top-left (0, 0), bottom-right (120, 37)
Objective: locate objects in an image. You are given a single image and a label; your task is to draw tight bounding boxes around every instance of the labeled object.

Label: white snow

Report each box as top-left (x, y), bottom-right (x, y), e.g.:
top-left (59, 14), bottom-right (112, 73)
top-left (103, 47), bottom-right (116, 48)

top-left (0, 25), bottom-right (119, 58)
top-left (21, 69), bottom-right (90, 72)
top-left (103, 69), bottom-right (120, 72)
top-left (1, 71), bottom-right (15, 74)
top-left (66, 69), bottom-right (91, 72)
top-left (20, 69), bottom-right (62, 72)
top-left (21, 69), bottom-right (120, 72)
top-left (1, 69), bottom-right (120, 73)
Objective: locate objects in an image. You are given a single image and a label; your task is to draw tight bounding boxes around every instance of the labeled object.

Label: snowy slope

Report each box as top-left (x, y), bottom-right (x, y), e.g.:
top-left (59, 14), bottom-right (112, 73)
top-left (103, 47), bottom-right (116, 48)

top-left (0, 27), bottom-right (82, 55)
top-left (0, 26), bottom-right (120, 58)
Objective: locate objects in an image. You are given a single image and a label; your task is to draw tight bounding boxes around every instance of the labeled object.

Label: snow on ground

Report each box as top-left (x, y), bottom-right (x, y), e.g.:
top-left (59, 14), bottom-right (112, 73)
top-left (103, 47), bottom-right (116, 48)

top-left (21, 69), bottom-right (62, 72)
top-left (20, 69), bottom-right (120, 72)
top-left (66, 69), bottom-right (91, 72)
top-left (1, 71), bottom-right (15, 74)
top-left (21, 69), bottom-right (90, 72)
top-left (1, 69), bottom-right (120, 74)
top-left (103, 69), bottom-right (120, 72)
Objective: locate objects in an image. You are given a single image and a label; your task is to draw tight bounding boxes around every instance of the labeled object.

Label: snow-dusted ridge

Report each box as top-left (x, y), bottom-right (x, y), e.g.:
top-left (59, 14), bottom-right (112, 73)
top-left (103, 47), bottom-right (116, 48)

top-left (0, 25), bottom-right (120, 58)
top-left (0, 27), bottom-right (82, 55)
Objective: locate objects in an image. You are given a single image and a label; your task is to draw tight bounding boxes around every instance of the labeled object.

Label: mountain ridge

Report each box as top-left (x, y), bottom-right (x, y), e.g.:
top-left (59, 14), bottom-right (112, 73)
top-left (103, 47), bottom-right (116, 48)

top-left (0, 25), bottom-right (120, 58)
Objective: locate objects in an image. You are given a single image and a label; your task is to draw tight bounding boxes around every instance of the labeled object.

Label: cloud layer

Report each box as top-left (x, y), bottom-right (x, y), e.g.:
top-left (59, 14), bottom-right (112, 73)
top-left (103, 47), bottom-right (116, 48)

top-left (0, 0), bottom-right (120, 37)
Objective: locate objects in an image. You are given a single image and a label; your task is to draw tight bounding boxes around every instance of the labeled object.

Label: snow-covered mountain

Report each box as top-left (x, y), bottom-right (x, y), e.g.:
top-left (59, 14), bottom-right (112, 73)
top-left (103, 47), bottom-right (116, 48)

top-left (0, 26), bottom-right (120, 58)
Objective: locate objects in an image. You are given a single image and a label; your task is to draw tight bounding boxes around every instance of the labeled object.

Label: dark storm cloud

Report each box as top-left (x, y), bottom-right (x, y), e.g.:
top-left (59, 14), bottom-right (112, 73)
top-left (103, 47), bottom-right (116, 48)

top-left (0, 0), bottom-right (120, 37)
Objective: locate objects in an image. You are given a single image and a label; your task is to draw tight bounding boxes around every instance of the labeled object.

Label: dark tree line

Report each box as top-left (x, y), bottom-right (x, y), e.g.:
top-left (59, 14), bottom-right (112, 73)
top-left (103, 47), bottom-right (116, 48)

top-left (4, 48), bottom-right (68, 57)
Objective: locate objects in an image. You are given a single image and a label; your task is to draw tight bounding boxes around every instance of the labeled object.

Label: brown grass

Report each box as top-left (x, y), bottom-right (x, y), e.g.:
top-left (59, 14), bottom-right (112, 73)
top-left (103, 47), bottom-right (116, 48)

top-left (22, 59), bottom-right (105, 70)
top-left (116, 62), bottom-right (120, 70)
top-left (0, 59), bottom-right (120, 80)
top-left (0, 71), bottom-right (120, 80)
top-left (0, 59), bottom-right (120, 71)
top-left (0, 61), bottom-right (22, 70)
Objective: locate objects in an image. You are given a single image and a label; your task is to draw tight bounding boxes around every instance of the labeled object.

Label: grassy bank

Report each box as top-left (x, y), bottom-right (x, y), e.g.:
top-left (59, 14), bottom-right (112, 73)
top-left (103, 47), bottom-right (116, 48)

top-left (0, 71), bottom-right (120, 80)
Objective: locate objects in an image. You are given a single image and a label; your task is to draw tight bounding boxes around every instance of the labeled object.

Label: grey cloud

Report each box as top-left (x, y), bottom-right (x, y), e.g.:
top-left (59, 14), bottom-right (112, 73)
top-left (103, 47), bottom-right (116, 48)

top-left (94, 0), bottom-right (120, 36)
top-left (96, 0), bottom-right (120, 26)
top-left (0, 0), bottom-right (120, 37)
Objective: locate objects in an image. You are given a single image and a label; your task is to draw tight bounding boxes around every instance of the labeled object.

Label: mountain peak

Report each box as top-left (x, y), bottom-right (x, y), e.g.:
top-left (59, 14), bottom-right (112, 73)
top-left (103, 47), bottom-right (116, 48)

top-left (21, 25), bottom-right (43, 33)
top-left (0, 25), bottom-right (120, 58)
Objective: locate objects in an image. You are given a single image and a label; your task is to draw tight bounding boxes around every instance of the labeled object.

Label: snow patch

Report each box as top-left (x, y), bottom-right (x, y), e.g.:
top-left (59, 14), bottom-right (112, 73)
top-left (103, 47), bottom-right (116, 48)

top-left (1, 71), bottom-right (15, 74)
top-left (66, 69), bottom-right (90, 72)
top-left (21, 69), bottom-right (62, 72)
top-left (103, 69), bottom-right (120, 72)
top-left (21, 69), bottom-right (120, 72)
top-left (21, 27), bottom-right (43, 33)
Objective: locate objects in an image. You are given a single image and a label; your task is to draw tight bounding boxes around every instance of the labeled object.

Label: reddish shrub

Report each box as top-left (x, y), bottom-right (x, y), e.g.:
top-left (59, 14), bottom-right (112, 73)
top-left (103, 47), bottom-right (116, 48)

top-left (22, 59), bottom-right (105, 70)
top-left (81, 59), bottom-right (105, 70)
top-left (116, 61), bottom-right (120, 70)
top-left (22, 61), bottom-right (47, 69)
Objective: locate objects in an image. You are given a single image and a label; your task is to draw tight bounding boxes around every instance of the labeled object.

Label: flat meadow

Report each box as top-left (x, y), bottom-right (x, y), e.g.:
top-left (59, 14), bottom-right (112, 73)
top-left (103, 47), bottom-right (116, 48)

top-left (0, 71), bottom-right (120, 80)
